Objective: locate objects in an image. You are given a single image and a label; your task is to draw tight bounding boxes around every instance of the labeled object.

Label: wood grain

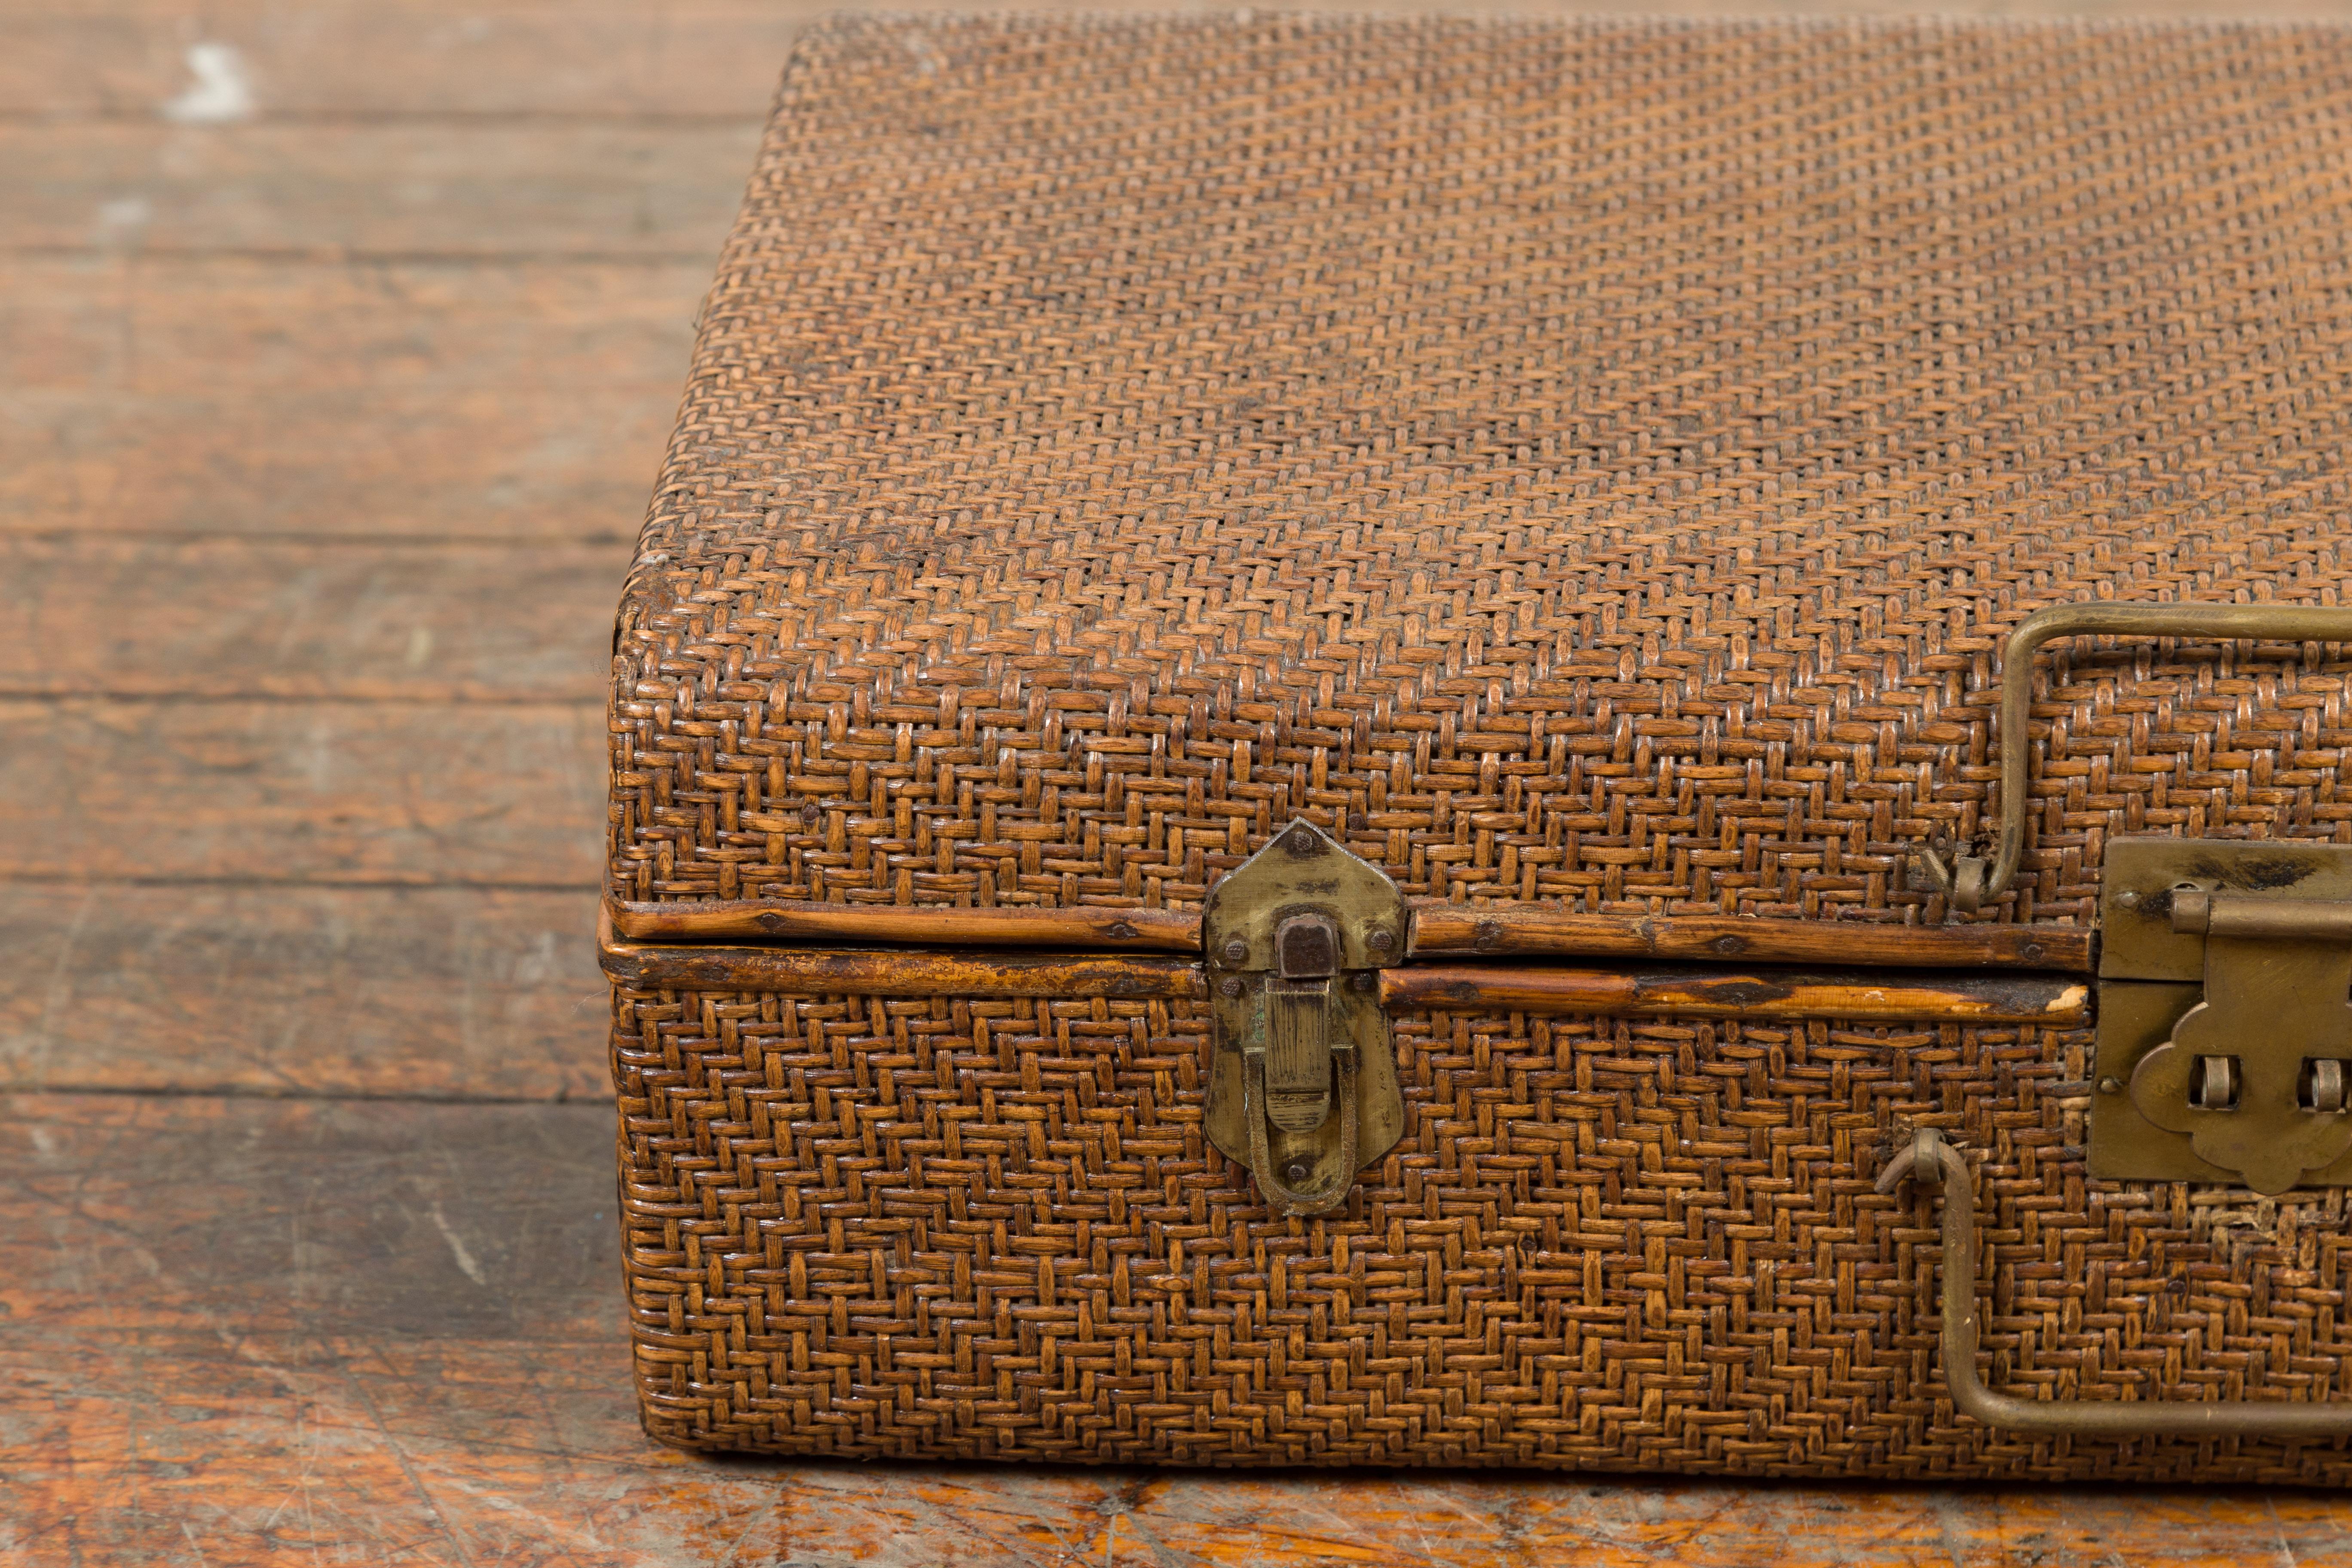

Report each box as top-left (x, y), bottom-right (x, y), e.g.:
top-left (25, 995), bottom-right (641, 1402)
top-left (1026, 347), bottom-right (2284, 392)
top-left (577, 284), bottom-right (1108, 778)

top-left (3, 1092), bottom-right (2341, 1568)
top-left (11, 0), bottom-right (2352, 128)
top-left (4, 384), bottom-right (676, 539)
top-left (3, 255), bottom-right (700, 541)
top-left (1, 1095), bottom-right (619, 1337)
top-left (6, 254), bottom-right (706, 395)
top-left (1411, 901), bottom-right (2097, 971)
top-left (1383, 961), bottom-right (2093, 1023)
top-left (0, 3), bottom-right (801, 122)
top-left (0, 697), bottom-right (605, 885)
top-left (5, 122), bottom-right (757, 258)
top-left (0, 535), bottom-right (620, 698)
top-left (0, 885), bottom-right (605, 1098)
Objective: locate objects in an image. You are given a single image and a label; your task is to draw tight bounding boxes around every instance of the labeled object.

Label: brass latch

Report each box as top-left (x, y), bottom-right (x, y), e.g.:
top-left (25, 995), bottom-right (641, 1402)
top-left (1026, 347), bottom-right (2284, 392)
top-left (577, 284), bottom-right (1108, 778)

top-left (1264, 911), bottom-right (1342, 1131)
top-left (1203, 820), bottom-right (1406, 1216)
top-left (2092, 839), bottom-right (2352, 1194)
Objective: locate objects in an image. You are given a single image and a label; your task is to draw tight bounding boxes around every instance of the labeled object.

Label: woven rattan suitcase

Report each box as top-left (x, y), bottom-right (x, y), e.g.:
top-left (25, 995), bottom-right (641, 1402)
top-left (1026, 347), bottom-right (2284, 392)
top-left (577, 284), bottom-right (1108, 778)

top-left (603, 16), bottom-right (2352, 1479)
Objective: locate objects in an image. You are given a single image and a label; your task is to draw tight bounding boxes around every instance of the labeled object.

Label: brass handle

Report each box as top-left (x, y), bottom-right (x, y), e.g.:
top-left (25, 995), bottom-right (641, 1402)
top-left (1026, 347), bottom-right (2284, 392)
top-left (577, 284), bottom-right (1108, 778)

top-left (1878, 1126), bottom-right (2352, 1436)
top-left (1914, 603), bottom-right (2352, 913)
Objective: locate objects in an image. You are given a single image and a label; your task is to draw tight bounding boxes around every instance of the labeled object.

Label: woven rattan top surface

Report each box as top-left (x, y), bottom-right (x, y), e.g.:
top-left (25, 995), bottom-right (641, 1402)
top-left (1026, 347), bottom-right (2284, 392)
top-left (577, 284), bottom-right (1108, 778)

top-left (610, 15), bottom-right (2352, 925)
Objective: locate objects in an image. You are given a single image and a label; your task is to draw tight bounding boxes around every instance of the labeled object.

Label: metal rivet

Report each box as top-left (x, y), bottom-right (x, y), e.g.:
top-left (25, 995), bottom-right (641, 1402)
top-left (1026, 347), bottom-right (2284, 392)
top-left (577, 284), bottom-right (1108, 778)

top-left (2098, 1076), bottom-right (2122, 1094)
top-left (1218, 975), bottom-right (1243, 998)
top-left (2118, 889), bottom-right (2140, 908)
top-left (2022, 942), bottom-right (2044, 961)
top-left (1221, 938), bottom-right (1249, 965)
top-left (1366, 929), bottom-right (1393, 952)
top-left (1353, 972), bottom-right (1375, 992)
top-left (1284, 1160), bottom-right (1311, 1185)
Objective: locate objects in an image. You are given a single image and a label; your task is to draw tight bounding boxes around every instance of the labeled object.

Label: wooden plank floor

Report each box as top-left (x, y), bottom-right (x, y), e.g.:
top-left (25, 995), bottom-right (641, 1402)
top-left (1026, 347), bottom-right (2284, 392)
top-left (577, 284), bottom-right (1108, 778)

top-left (8, 3), bottom-right (2352, 1563)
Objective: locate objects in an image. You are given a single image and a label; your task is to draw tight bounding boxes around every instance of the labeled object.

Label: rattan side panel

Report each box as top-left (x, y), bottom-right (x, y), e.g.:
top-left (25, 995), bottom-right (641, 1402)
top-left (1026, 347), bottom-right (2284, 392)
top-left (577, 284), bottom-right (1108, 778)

top-left (612, 18), bottom-right (2352, 924)
top-left (610, 987), bottom-right (2352, 1479)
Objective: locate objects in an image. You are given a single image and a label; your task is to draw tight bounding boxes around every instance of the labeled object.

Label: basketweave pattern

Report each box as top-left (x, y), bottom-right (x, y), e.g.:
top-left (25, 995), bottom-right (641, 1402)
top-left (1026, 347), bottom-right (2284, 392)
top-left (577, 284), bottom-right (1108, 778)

top-left (610, 17), bottom-right (2352, 923)
top-left (613, 986), bottom-right (2352, 1477)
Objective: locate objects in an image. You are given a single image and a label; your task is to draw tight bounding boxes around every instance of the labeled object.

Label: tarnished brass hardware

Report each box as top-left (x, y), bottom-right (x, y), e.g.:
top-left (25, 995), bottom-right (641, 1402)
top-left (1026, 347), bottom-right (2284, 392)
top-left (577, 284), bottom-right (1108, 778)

top-left (2170, 887), bottom-right (2352, 943)
top-left (2188, 1055), bottom-right (2239, 1111)
top-left (1881, 1127), bottom-right (2352, 1436)
top-left (1264, 911), bottom-right (1340, 1131)
top-left (1911, 603), bottom-right (2352, 913)
top-left (2091, 838), bottom-right (2352, 1193)
top-left (2310, 1059), bottom-right (2348, 1114)
top-left (1203, 820), bottom-right (1406, 1216)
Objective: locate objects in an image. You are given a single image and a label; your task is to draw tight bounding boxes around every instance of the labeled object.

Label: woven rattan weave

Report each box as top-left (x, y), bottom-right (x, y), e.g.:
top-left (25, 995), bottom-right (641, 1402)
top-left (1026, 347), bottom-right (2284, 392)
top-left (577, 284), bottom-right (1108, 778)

top-left (609, 17), bottom-right (2352, 1478)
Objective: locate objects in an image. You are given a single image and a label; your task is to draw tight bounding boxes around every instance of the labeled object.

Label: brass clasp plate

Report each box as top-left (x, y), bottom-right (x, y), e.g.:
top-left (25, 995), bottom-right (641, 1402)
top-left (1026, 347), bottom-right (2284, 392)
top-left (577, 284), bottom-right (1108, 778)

top-left (1203, 820), bottom-right (1406, 1215)
top-left (2092, 839), bottom-right (2352, 1193)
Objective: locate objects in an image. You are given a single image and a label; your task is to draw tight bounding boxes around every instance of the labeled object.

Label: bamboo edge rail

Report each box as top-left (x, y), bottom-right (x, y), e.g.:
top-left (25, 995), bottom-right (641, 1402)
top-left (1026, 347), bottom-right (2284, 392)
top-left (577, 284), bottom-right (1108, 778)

top-left (605, 897), bottom-right (1203, 952)
top-left (1382, 964), bottom-right (2090, 1026)
top-left (1406, 905), bottom-right (2091, 971)
top-left (607, 897), bottom-right (2096, 973)
top-left (600, 915), bottom-right (2092, 1025)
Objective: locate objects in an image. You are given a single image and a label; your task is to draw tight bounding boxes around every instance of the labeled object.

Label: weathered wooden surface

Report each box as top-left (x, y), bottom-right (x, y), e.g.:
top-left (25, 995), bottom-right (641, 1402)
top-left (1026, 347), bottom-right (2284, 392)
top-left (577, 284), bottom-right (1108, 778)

top-left (0, 535), bottom-right (619, 698)
top-left (4, 383), bottom-right (680, 539)
top-left (12, 0), bottom-right (2352, 131)
top-left (3, 256), bottom-right (702, 540)
top-left (0, 886), bottom-right (605, 1098)
top-left (0, 698), bottom-right (605, 885)
top-left (0, 3), bottom-right (804, 121)
top-left (3, 124), bottom-right (757, 257)
top-left (10, 0), bottom-right (2352, 1559)
top-left (6, 1093), bottom-right (2343, 1568)
top-left (8, 256), bottom-right (706, 395)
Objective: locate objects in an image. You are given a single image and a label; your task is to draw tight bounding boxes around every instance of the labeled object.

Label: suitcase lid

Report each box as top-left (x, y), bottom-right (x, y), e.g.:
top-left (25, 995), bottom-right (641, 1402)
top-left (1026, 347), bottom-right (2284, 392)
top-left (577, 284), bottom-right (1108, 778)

top-left (611, 16), bottom-right (2352, 940)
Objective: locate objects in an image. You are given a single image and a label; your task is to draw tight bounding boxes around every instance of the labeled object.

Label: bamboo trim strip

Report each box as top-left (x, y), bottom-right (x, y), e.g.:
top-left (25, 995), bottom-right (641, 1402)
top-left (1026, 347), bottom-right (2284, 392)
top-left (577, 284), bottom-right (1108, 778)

top-left (600, 942), bottom-right (1207, 1001)
top-left (1382, 963), bottom-right (2092, 1025)
top-left (598, 913), bottom-right (1206, 1000)
top-left (1407, 905), bottom-right (2094, 972)
top-left (608, 894), bottom-right (2095, 972)
top-left (606, 896), bottom-right (1202, 952)
top-left (603, 925), bottom-right (2086, 1026)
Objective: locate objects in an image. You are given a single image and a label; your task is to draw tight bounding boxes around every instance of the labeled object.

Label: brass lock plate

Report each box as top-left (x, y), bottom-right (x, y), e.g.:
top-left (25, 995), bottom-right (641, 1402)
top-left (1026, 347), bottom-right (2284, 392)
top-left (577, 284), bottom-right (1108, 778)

top-left (2091, 839), bottom-right (2352, 1191)
top-left (1202, 820), bottom-right (1406, 1202)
